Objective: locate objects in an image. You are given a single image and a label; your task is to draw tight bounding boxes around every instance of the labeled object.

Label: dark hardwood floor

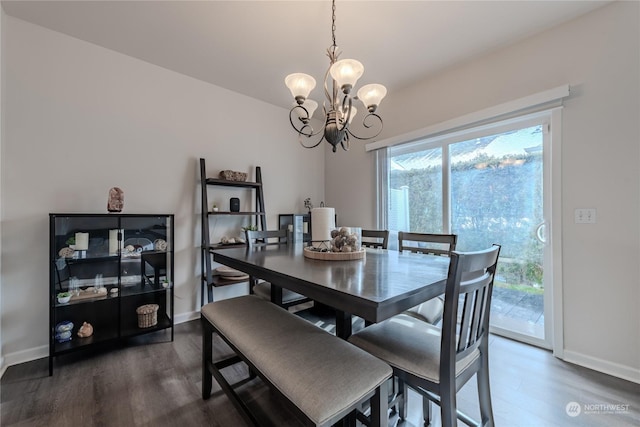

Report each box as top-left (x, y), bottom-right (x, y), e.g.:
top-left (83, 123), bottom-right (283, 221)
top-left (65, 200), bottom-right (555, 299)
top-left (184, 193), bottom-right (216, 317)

top-left (1, 317), bottom-right (638, 426)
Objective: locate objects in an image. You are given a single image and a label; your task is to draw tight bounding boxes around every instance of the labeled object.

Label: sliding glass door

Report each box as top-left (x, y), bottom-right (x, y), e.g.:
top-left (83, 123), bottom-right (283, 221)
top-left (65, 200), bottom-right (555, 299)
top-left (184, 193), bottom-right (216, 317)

top-left (383, 112), bottom-right (553, 347)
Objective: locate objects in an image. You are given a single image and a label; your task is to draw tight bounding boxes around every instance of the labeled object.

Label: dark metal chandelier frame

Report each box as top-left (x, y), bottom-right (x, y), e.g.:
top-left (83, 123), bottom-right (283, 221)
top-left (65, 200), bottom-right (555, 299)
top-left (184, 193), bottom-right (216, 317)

top-left (286, 0), bottom-right (386, 152)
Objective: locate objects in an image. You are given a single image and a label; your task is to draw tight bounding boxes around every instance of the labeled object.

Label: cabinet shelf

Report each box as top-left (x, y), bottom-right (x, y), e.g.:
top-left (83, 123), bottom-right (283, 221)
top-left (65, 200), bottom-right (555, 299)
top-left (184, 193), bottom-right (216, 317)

top-left (61, 255), bottom-right (119, 264)
top-left (53, 328), bottom-right (119, 354)
top-left (207, 243), bottom-right (245, 251)
top-left (204, 178), bottom-right (262, 189)
top-left (201, 274), bottom-right (250, 288)
top-left (121, 313), bottom-right (173, 338)
top-left (49, 213), bottom-right (174, 375)
top-left (121, 283), bottom-right (170, 298)
top-left (207, 211), bottom-right (265, 216)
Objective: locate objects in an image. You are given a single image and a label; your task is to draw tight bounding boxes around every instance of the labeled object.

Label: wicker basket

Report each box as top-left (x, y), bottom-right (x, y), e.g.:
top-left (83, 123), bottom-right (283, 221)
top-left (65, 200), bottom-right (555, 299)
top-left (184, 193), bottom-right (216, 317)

top-left (136, 304), bottom-right (159, 328)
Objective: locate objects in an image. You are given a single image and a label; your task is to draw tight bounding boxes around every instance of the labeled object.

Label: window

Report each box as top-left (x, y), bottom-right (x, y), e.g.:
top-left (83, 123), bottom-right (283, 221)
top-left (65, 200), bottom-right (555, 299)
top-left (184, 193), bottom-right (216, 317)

top-left (379, 110), bottom-right (556, 346)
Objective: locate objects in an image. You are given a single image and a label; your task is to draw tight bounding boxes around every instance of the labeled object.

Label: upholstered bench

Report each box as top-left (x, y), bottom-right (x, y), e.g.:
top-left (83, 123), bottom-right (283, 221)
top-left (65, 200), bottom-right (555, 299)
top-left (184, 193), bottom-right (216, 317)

top-left (201, 295), bottom-right (392, 427)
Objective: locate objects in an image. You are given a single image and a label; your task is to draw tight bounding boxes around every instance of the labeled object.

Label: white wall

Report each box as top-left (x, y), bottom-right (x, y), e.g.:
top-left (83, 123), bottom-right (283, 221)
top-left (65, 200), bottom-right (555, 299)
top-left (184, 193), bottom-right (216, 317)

top-left (0, 16), bottom-right (324, 365)
top-left (326, 1), bottom-right (639, 381)
top-left (0, 6), bottom-right (4, 375)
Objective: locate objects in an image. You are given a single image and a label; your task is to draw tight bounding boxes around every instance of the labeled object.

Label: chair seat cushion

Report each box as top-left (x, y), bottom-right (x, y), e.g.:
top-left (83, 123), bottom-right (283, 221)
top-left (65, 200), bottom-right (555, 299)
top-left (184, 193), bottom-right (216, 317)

top-left (348, 313), bottom-right (478, 383)
top-left (254, 281), bottom-right (307, 304)
top-left (202, 295), bottom-right (391, 426)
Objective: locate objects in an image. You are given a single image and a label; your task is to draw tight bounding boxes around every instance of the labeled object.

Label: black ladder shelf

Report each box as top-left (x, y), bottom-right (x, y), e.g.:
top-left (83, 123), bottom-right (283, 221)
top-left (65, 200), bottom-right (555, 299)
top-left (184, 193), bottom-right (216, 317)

top-left (199, 158), bottom-right (266, 305)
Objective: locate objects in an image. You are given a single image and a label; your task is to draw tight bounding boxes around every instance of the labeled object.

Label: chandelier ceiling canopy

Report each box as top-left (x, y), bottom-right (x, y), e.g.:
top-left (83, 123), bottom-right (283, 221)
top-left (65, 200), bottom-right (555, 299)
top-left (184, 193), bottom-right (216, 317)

top-left (285, 0), bottom-right (386, 152)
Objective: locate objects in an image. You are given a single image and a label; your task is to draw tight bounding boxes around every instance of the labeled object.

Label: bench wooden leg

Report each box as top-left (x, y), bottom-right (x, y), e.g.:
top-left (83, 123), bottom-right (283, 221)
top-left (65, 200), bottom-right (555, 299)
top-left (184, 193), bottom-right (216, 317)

top-left (201, 316), bottom-right (213, 399)
top-left (370, 380), bottom-right (389, 427)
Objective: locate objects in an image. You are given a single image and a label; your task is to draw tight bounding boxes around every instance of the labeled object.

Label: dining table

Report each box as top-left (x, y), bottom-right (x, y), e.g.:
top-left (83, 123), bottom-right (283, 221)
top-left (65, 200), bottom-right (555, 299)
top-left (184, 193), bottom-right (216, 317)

top-left (212, 244), bottom-right (450, 339)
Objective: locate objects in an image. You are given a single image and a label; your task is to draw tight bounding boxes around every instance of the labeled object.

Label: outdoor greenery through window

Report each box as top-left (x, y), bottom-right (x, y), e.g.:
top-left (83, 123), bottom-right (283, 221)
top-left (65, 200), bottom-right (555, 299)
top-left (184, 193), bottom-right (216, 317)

top-left (450, 126), bottom-right (544, 286)
top-left (383, 115), bottom-right (549, 339)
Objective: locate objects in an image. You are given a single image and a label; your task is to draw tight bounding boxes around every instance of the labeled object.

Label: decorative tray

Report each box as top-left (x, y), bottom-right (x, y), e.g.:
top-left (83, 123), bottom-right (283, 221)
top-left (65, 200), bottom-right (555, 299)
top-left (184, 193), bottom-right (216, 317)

top-left (70, 288), bottom-right (109, 302)
top-left (303, 247), bottom-right (366, 261)
top-left (214, 266), bottom-right (250, 281)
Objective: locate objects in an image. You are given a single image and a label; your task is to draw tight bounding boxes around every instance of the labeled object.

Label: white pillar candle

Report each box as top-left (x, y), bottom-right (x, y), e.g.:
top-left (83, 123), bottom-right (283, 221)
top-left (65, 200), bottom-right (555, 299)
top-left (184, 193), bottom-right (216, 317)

top-left (311, 207), bottom-right (335, 248)
top-left (75, 232), bottom-right (89, 251)
top-left (109, 229), bottom-right (123, 255)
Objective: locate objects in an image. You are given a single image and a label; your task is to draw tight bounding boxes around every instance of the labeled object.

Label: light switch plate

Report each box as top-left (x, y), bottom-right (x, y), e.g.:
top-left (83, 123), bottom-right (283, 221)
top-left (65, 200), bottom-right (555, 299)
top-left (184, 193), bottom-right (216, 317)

top-left (575, 208), bottom-right (596, 224)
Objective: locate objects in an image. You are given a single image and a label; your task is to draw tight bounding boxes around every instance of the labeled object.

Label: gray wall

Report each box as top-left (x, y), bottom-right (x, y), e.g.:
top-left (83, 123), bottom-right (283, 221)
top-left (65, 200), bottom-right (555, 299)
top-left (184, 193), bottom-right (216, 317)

top-left (0, 14), bottom-right (325, 366)
top-left (326, 1), bottom-right (639, 381)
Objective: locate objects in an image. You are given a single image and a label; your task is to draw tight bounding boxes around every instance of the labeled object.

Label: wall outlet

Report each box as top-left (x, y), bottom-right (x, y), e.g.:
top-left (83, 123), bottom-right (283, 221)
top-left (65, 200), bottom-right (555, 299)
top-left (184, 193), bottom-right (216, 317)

top-left (575, 208), bottom-right (596, 224)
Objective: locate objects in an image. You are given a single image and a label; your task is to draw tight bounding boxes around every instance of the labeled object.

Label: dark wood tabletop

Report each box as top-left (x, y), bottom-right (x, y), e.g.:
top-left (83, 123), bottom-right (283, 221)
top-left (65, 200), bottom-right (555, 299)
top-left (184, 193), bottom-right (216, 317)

top-left (212, 244), bottom-right (450, 338)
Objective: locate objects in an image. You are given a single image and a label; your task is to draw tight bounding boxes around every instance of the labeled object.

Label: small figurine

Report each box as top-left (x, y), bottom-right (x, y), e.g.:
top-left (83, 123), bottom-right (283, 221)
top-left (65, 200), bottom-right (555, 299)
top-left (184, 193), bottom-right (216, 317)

top-left (107, 187), bottom-right (124, 212)
top-left (304, 198), bottom-right (314, 213)
top-left (77, 322), bottom-right (94, 338)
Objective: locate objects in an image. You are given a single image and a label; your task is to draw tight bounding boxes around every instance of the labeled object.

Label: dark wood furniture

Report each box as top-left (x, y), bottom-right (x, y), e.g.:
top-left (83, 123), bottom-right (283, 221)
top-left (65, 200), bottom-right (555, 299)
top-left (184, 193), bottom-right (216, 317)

top-left (361, 229), bottom-right (390, 249)
top-left (199, 158), bottom-right (266, 305)
top-left (398, 232), bottom-right (457, 325)
top-left (212, 245), bottom-right (450, 339)
top-left (398, 231), bottom-right (457, 256)
top-left (49, 213), bottom-right (174, 375)
top-left (141, 252), bottom-right (167, 287)
top-left (348, 245), bottom-right (501, 427)
top-left (244, 229), bottom-right (312, 309)
top-left (201, 295), bottom-right (391, 427)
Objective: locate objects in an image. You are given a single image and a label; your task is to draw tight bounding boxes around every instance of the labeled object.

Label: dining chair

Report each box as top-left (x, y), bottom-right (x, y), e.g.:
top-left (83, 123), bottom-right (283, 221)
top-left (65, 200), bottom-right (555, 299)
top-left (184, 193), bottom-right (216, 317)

top-left (361, 229), bottom-right (390, 249)
top-left (398, 231), bottom-right (457, 256)
top-left (399, 232), bottom-right (457, 325)
top-left (348, 245), bottom-right (501, 427)
top-left (245, 229), bottom-right (311, 309)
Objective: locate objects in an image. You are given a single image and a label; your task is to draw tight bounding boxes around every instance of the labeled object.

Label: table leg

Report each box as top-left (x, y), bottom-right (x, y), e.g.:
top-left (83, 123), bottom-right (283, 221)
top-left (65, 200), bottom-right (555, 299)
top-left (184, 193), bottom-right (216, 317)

top-left (271, 285), bottom-right (283, 306)
top-left (335, 310), bottom-right (352, 339)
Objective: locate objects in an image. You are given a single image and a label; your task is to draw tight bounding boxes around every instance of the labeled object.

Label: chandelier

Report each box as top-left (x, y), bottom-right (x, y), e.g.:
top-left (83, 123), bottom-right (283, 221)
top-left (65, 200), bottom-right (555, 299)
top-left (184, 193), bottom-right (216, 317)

top-left (285, 0), bottom-right (387, 152)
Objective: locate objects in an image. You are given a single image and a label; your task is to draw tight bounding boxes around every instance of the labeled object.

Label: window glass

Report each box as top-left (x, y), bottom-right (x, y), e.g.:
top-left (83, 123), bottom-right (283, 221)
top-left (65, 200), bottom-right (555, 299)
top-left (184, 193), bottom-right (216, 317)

top-left (388, 146), bottom-right (443, 238)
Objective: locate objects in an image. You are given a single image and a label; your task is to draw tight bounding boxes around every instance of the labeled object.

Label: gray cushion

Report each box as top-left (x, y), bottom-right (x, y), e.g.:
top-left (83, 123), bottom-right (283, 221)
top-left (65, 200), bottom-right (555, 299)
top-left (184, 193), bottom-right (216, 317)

top-left (403, 297), bottom-right (444, 324)
top-left (253, 281), bottom-right (307, 304)
top-left (348, 313), bottom-right (478, 383)
top-left (201, 295), bottom-right (391, 426)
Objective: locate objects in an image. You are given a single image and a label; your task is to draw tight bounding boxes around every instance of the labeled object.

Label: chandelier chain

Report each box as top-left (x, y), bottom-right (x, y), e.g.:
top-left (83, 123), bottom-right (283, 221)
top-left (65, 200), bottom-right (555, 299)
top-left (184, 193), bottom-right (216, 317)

top-left (331, 0), bottom-right (337, 48)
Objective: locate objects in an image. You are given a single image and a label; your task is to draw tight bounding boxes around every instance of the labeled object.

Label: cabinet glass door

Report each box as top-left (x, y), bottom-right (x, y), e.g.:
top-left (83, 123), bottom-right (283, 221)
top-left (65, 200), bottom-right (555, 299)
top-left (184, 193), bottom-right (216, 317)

top-left (119, 216), bottom-right (173, 337)
top-left (51, 215), bottom-right (121, 351)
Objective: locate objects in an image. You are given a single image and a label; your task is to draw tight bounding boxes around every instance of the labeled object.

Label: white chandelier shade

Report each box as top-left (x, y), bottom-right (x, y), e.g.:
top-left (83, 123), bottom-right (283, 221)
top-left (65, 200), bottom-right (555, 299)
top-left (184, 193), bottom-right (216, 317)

top-left (285, 73), bottom-right (316, 102)
top-left (293, 99), bottom-right (319, 121)
top-left (357, 84), bottom-right (387, 113)
top-left (329, 59), bottom-right (364, 92)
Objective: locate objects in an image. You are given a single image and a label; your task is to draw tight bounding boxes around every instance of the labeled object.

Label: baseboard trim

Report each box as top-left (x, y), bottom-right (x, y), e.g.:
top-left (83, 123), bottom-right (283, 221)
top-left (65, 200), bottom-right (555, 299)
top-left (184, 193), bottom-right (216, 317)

top-left (562, 350), bottom-right (640, 384)
top-left (0, 356), bottom-right (6, 379)
top-left (3, 344), bottom-right (48, 372)
top-left (174, 311), bottom-right (200, 324)
top-left (1, 311), bottom-right (202, 377)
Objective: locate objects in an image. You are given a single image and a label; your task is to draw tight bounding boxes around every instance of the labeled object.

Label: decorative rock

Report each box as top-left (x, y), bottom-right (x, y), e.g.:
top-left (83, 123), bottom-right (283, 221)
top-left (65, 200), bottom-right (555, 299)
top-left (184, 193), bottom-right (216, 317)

top-left (77, 322), bottom-right (94, 338)
top-left (107, 187), bottom-right (124, 212)
top-left (330, 227), bottom-right (361, 253)
top-left (219, 170), bottom-right (248, 182)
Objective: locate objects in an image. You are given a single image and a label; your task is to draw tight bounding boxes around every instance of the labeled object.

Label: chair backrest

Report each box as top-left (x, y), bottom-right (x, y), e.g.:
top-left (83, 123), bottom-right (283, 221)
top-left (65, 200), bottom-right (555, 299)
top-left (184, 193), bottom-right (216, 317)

top-left (245, 229), bottom-right (289, 248)
top-left (440, 245), bottom-right (501, 374)
top-left (361, 229), bottom-right (390, 249)
top-left (398, 232), bottom-right (457, 256)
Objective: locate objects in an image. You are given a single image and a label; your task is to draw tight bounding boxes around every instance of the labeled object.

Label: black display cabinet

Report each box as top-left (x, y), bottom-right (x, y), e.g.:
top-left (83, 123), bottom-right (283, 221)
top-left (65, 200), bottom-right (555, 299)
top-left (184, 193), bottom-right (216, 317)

top-left (49, 213), bottom-right (174, 375)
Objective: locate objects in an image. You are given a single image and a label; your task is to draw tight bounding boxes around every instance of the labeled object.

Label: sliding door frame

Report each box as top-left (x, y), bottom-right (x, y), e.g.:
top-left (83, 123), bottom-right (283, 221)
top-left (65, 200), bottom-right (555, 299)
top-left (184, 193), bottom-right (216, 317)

top-left (376, 108), bottom-right (564, 354)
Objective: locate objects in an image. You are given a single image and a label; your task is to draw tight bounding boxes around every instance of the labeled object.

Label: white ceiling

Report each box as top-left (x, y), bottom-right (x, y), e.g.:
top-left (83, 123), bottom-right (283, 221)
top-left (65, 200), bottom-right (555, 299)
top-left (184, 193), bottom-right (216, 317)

top-left (2, 1), bottom-right (610, 111)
